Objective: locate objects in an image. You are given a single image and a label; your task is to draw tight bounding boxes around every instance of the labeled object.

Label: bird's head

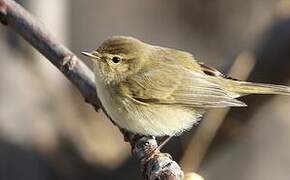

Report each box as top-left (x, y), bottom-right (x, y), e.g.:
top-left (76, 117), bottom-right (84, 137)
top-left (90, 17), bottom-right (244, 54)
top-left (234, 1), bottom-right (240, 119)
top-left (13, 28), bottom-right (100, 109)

top-left (82, 36), bottom-right (149, 84)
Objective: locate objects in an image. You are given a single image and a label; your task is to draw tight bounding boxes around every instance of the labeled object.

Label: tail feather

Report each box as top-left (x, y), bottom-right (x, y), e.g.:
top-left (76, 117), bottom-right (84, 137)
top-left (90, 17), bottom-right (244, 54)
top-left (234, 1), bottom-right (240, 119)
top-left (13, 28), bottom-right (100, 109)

top-left (225, 81), bottom-right (290, 96)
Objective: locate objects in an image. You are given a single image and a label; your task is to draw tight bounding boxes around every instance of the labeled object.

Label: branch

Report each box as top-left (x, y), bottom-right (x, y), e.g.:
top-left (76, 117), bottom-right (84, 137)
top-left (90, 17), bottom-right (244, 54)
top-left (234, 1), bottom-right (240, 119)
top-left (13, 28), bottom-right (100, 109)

top-left (0, 0), bottom-right (184, 179)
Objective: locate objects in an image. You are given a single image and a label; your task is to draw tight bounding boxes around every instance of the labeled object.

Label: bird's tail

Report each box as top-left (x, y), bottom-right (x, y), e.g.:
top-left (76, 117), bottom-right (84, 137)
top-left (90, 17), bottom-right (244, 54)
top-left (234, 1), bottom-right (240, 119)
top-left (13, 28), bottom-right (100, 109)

top-left (224, 80), bottom-right (290, 96)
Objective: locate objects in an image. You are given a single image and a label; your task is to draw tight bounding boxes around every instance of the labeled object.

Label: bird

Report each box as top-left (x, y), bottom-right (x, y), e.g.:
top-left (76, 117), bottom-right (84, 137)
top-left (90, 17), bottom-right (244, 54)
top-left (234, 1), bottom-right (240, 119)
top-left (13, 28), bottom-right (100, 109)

top-left (82, 36), bottom-right (290, 137)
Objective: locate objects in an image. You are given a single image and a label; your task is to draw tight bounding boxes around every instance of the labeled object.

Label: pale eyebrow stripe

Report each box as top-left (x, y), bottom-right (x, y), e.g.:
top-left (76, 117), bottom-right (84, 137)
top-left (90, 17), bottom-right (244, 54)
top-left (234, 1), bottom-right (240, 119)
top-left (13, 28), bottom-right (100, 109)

top-left (106, 47), bottom-right (130, 54)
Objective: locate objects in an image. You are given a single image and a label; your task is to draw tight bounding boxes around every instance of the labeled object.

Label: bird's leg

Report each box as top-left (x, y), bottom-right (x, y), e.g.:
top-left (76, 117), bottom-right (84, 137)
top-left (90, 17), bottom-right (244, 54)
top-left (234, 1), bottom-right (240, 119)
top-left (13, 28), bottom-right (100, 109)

top-left (147, 136), bottom-right (173, 158)
top-left (157, 136), bottom-right (173, 151)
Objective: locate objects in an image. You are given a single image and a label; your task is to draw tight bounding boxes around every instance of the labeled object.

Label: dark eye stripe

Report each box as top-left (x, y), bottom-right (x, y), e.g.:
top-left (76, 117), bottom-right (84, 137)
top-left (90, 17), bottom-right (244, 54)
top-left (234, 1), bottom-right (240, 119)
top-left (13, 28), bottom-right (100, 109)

top-left (126, 58), bottom-right (136, 61)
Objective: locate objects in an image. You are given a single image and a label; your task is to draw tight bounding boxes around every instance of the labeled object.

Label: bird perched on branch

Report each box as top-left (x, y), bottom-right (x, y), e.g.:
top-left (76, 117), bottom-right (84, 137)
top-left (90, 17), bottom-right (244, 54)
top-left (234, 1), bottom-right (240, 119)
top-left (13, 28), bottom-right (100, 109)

top-left (82, 36), bottom-right (290, 137)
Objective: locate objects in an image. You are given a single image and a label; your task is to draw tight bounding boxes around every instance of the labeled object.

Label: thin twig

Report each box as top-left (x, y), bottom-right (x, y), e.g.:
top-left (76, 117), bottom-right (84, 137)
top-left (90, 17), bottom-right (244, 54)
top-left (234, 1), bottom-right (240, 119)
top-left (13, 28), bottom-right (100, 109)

top-left (0, 0), bottom-right (184, 179)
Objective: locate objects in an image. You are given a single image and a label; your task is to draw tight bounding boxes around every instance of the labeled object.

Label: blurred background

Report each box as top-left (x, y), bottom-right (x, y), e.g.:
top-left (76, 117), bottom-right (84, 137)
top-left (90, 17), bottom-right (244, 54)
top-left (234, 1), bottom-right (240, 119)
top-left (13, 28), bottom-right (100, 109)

top-left (0, 0), bottom-right (290, 179)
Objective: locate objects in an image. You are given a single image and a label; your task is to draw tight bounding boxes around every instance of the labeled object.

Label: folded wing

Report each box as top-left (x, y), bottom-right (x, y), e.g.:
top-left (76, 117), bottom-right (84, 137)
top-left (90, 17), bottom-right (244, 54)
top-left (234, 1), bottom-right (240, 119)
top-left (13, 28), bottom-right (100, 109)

top-left (125, 64), bottom-right (246, 108)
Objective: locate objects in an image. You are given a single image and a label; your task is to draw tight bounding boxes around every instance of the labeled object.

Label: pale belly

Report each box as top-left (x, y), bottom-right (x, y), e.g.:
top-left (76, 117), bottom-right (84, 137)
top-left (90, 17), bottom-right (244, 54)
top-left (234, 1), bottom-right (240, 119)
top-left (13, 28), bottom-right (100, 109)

top-left (95, 77), bottom-right (202, 136)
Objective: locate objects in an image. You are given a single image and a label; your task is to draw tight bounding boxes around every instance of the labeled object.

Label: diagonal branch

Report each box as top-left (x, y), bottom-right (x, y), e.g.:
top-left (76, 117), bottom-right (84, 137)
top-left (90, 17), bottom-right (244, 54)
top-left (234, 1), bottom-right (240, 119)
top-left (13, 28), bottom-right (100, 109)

top-left (0, 0), bottom-right (99, 109)
top-left (0, 0), bottom-right (184, 179)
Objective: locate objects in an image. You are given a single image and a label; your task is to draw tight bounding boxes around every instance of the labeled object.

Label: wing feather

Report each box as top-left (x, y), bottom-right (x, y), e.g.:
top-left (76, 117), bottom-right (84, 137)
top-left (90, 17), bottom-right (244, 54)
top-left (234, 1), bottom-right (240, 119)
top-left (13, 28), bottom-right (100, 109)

top-left (124, 64), bottom-right (246, 108)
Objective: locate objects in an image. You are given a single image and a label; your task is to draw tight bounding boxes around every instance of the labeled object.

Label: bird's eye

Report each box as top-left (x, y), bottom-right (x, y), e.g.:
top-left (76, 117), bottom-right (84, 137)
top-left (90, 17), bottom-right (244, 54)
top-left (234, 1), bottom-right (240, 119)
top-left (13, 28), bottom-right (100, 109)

top-left (112, 56), bottom-right (121, 63)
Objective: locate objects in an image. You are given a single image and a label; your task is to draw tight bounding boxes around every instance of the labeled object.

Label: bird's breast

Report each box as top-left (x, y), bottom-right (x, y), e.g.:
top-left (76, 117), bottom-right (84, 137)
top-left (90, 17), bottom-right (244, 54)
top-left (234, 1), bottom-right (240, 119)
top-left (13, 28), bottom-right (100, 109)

top-left (94, 72), bottom-right (200, 136)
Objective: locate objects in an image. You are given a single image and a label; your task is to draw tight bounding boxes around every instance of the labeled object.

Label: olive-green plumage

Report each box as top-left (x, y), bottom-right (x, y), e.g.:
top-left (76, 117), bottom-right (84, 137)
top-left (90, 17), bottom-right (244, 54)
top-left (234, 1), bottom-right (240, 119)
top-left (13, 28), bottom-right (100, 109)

top-left (82, 36), bottom-right (290, 136)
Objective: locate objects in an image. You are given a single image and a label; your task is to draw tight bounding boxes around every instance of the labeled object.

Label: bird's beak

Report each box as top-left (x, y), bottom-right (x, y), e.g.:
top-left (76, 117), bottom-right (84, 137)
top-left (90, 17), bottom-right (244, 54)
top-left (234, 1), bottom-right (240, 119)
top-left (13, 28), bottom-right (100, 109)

top-left (81, 51), bottom-right (101, 61)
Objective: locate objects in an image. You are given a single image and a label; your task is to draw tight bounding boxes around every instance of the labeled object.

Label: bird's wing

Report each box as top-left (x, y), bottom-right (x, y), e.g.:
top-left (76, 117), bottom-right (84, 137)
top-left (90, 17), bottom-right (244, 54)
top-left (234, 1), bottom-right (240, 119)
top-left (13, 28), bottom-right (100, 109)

top-left (124, 64), bottom-right (246, 107)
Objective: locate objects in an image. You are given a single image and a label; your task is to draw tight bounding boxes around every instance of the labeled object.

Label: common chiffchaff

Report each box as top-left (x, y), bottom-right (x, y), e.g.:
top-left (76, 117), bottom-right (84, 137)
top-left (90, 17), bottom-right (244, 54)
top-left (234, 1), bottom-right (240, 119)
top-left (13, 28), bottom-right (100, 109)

top-left (82, 36), bottom-right (290, 136)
